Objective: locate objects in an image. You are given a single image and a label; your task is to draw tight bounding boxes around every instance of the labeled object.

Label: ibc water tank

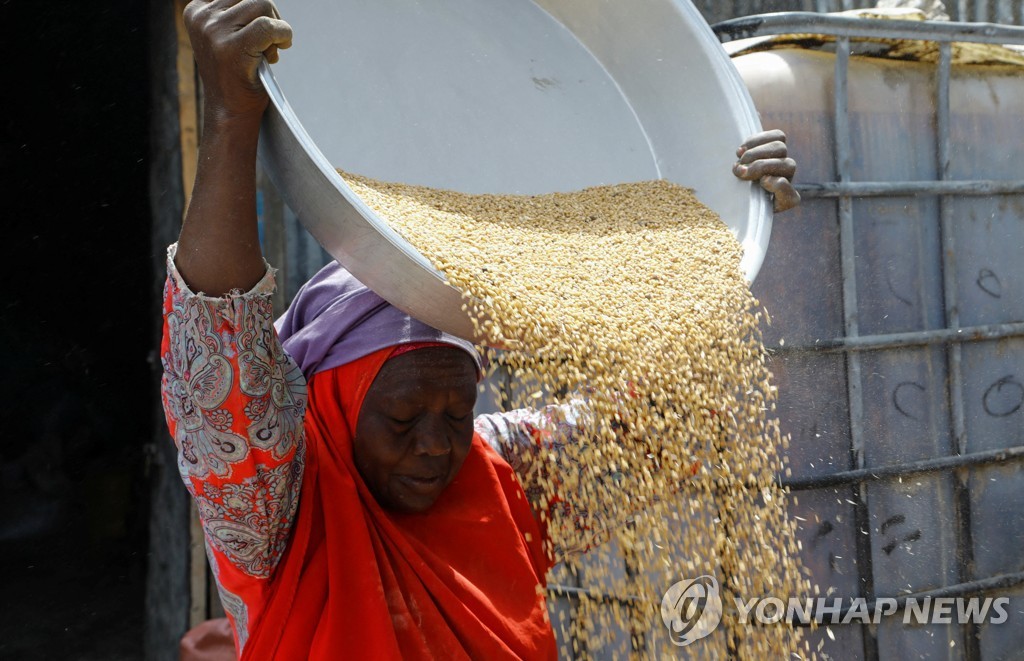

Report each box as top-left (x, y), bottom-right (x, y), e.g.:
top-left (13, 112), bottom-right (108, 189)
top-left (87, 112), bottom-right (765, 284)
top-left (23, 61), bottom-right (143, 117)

top-left (728, 20), bottom-right (1024, 660)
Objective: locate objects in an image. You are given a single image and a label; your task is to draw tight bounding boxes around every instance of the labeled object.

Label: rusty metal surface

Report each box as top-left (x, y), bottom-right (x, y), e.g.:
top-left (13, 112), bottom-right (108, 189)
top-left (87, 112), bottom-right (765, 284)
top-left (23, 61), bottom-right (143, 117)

top-left (736, 17), bottom-right (1024, 659)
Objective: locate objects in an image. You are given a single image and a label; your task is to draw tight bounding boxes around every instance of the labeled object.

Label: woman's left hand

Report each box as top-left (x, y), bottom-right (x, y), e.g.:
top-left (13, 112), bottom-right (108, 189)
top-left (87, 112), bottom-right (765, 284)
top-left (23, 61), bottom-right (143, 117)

top-left (733, 129), bottom-right (800, 213)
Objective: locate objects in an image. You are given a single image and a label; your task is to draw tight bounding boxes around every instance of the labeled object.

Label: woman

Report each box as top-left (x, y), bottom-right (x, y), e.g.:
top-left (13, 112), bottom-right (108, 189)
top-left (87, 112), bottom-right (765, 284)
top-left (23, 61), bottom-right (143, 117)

top-left (166, 1), bottom-right (800, 658)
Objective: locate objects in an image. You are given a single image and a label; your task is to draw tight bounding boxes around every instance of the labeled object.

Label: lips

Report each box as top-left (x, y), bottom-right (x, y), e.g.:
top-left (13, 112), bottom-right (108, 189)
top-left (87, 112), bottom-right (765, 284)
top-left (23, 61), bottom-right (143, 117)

top-left (396, 473), bottom-right (446, 495)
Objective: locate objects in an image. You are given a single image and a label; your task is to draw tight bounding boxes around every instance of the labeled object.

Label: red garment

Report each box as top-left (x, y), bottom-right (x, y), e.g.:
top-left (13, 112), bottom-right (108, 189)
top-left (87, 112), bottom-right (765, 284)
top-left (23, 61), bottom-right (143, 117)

top-left (242, 348), bottom-right (557, 659)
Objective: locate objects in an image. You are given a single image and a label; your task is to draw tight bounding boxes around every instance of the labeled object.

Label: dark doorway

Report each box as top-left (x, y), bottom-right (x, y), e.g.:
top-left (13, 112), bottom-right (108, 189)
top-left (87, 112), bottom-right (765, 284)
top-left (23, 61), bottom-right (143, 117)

top-left (0, 2), bottom-right (152, 659)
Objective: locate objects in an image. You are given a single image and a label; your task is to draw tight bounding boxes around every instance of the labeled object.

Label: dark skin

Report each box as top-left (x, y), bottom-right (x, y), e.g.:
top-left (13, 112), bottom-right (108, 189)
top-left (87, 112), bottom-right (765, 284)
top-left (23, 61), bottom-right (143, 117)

top-left (177, 0), bottom-right (294, 295)
top-left (735, 130), bottom-right (800, 212)
top-left (178, 0), bottom-right (802, 512)
top-left (354, 348), bottom-right (478, 513)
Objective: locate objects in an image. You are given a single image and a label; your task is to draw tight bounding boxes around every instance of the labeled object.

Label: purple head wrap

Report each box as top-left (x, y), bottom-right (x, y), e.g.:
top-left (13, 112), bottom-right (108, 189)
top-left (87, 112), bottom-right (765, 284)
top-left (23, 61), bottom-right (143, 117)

top-left (275, 261), bottom-right (484, 380)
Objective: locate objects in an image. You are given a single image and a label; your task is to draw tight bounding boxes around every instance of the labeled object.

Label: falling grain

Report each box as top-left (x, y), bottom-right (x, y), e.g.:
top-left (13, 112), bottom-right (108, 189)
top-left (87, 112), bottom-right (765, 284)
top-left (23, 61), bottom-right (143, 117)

top-left (341, 170), bottom-right (813, 659)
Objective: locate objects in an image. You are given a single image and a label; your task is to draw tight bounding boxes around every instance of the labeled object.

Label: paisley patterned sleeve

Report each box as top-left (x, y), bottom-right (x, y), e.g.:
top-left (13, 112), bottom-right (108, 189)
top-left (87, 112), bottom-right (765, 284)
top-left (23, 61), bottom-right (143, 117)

top-left (160, 244), bottom-right (307, 581)
top-left (474, 399), bottom-right (623, 561)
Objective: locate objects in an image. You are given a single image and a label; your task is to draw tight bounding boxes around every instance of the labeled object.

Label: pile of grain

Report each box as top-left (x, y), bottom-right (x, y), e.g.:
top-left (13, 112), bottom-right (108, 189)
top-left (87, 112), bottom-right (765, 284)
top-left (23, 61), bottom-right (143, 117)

top-left (342, 170), bottom-right (813, 658)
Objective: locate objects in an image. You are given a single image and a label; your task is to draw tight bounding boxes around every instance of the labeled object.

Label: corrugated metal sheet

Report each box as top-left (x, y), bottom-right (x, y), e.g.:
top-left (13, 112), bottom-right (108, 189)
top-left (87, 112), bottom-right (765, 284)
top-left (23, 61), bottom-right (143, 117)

top-left (954, 0), bottom-right (1021, 23)
top-left (694, 0), bottom-right (1023, 25)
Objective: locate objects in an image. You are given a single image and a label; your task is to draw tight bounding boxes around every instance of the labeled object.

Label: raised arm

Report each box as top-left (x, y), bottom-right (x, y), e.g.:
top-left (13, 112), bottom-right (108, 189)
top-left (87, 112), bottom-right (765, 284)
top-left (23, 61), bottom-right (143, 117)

top-left (175, 0), bottom-right (292, 295)
top-left (159, 5), bottom-right (303, 644)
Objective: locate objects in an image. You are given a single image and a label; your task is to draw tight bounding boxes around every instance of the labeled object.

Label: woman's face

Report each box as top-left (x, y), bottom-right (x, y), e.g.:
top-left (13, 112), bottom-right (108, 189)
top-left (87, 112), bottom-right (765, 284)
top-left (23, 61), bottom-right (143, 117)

top-left (354, 347), bottom-right (478, 513)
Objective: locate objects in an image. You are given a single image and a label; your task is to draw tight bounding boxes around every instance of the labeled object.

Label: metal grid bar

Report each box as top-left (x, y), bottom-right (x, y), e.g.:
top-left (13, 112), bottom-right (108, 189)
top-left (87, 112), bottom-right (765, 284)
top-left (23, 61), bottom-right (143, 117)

top-left (713, 12), bottom-right (1024, 44)
top-left (797, 570), bottom-right (1024, 625)
top-left (710, 16), bottom-right (1024, 653)
top-left (832, 35), bottom-right (880, 660)
top-left (934, 40), bottom-right (981, 660)
top-left (548, 585), bottom-right (639, 606)
top-left (782, 444), bottom-right (1024, 490)
top-left (838, 571), bottom-right (1024, 623)
top-left (937, 45), bottom-right (966, 460)
top-left (768, 320), bottom-right (1024, 353)
top-left (834, 34), bottom-right (857, 452)
top-left (553, 570), bottom-right (1024, 625)
top-left (796, 180), bottom-right (1024, 197)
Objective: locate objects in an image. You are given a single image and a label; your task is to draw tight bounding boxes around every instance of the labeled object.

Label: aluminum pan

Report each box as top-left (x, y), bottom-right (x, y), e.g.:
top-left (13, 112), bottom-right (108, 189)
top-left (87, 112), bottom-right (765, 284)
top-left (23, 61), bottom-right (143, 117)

top-left (258, 0), bottom-right (770, 344)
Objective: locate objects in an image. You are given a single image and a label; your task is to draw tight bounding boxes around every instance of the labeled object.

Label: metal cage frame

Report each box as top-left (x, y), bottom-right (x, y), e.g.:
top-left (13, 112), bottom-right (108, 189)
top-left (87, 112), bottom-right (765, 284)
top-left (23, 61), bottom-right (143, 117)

top-left (710, 12), bottom-right (1024, 660)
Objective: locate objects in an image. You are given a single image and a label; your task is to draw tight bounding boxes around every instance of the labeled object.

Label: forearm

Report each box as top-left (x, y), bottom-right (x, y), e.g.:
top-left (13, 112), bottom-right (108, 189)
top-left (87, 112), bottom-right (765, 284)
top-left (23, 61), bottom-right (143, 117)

top-left (175, 111), bottom-right (266, 296)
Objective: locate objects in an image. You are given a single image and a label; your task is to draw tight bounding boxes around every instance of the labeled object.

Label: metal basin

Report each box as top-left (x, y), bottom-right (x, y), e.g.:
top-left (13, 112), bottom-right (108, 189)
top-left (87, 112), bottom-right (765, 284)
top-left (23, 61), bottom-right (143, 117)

top-left (258, 0), bottom-right (770, 344)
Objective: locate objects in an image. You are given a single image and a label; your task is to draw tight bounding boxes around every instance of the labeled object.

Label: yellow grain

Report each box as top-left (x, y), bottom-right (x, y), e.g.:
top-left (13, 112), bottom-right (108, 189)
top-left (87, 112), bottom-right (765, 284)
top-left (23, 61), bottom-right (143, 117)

top-left (341, 170), bottom-right (813, 659)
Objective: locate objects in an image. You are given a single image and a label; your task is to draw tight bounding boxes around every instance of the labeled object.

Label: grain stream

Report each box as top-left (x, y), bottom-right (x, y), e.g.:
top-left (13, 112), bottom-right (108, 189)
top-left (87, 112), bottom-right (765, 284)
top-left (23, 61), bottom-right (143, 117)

top-left (342, 171), bottom-right (814, 659)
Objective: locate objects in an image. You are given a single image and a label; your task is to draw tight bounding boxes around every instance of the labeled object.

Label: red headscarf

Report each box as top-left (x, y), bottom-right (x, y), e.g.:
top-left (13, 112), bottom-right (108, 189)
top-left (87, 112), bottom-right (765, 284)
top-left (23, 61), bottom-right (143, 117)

top-left (240, 347), bottom-right (557, 659)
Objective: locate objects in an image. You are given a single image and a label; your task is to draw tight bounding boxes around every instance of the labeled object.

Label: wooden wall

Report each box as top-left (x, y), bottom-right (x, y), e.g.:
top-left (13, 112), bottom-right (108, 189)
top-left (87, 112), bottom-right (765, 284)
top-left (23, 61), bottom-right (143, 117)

top-left (145, 0), bottom-right (216, 659)
top-left (145, 0), bottom-right (191, 658)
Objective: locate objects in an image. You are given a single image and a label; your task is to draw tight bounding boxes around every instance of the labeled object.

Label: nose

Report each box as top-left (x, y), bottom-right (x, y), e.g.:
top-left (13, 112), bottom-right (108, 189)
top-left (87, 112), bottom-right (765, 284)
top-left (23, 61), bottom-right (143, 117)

top-left (412, 415), bottom-right (452, 457)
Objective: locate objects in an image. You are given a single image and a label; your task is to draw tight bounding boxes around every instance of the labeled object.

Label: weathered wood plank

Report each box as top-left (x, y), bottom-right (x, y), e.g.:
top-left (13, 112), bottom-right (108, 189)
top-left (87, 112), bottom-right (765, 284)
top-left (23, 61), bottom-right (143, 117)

top-left (175, 0), bottom-right (198, 204)
top-left (144, 0), bottom-right (193, 658)
top-left (170, 0), bottom-right (212, 631)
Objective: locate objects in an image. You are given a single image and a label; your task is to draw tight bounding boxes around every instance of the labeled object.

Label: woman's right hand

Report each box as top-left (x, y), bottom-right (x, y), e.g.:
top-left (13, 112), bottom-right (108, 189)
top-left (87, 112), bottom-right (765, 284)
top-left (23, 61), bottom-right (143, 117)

top-left (183, 0), bottom-right (293, 123)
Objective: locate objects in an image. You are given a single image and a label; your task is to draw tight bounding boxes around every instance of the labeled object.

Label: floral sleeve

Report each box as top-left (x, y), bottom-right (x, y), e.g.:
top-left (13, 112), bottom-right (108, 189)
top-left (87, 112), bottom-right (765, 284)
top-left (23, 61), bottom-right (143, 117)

top-left (160, 244), bottom-right (307, 581)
